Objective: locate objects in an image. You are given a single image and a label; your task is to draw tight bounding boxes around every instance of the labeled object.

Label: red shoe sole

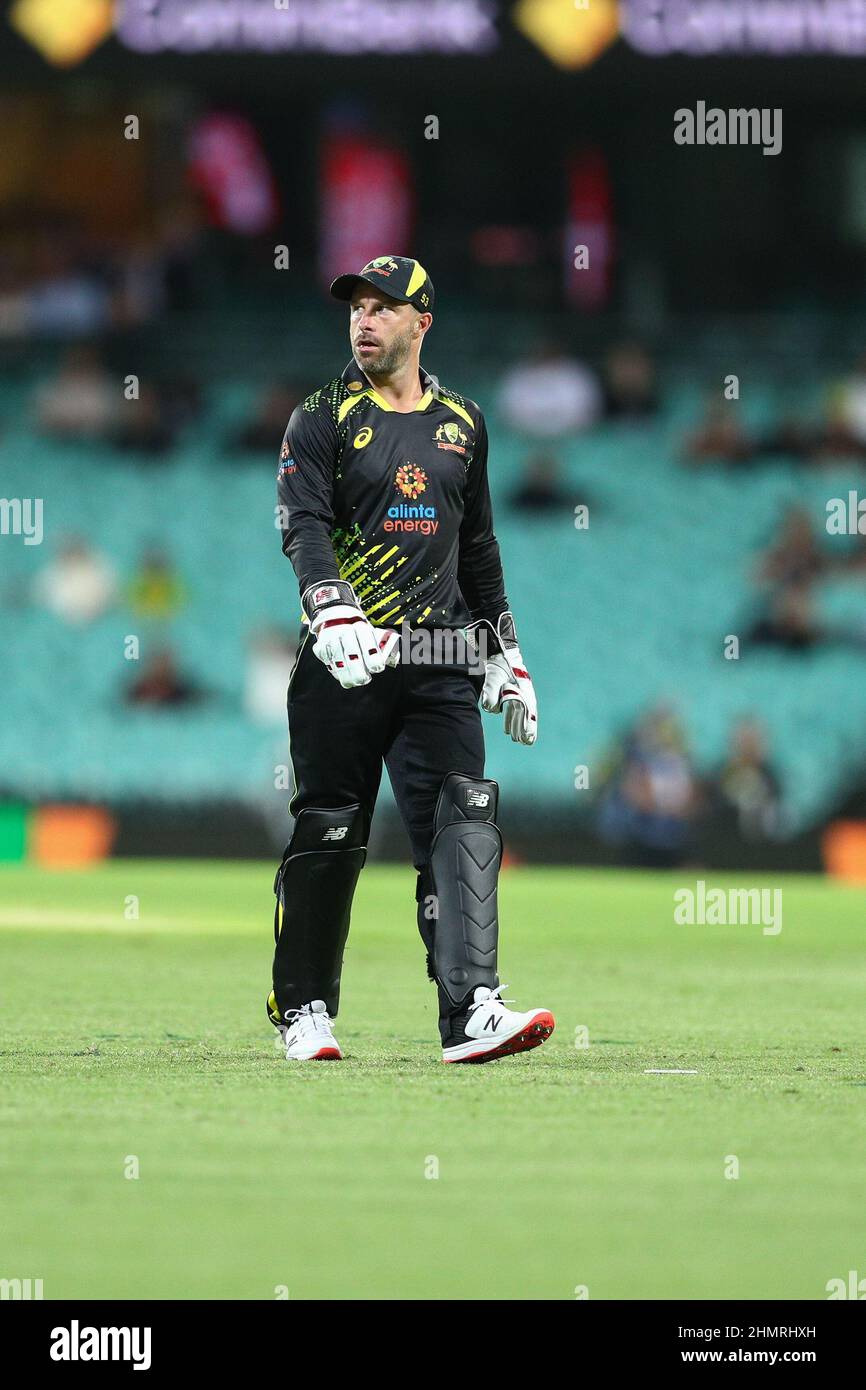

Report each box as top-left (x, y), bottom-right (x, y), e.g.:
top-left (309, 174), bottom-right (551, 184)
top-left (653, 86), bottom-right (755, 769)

top-left (444, 1012), bottom-right (555, 1064)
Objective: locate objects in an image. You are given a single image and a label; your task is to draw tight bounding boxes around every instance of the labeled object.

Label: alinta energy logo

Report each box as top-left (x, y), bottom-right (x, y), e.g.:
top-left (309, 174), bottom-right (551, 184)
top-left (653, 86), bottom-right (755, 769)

top-left (388, 463), bottom-right (437, 534)
top-left (394, 463), bottom-right (428, 501)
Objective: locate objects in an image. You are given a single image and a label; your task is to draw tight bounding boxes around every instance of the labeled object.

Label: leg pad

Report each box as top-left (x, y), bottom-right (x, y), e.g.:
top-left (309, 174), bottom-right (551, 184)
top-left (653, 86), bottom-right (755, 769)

top-left (271, 804), bottom-right (367, 1019)
top-left (428, 773), bottom-right (501, 1009)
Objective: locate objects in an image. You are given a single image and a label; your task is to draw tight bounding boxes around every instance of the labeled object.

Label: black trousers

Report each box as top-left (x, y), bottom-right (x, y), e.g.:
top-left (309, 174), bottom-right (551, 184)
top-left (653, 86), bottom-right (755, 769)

top-left (271, 631), bottom-right (489, 1017)
top-left (287, 631), bottom-right (486, 864)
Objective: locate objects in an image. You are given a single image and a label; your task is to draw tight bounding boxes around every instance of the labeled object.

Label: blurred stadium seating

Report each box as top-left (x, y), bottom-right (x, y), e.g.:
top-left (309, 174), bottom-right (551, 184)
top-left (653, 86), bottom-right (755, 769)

top-left (4, 325), bottom-right (866, 840)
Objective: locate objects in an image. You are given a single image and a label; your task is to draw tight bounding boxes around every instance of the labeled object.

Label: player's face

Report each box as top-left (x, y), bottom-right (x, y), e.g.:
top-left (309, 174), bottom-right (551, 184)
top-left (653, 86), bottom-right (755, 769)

top-left (349, 290), bottom-right (417, 376)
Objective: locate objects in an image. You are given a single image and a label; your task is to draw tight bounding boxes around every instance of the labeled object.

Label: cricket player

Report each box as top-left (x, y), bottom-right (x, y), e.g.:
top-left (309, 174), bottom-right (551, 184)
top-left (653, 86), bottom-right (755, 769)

top-left (267, 255), bottom-right (554, 1063)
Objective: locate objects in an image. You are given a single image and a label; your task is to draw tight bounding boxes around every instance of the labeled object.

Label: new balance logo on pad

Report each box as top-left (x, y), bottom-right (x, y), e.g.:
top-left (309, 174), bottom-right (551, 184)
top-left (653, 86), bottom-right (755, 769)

top-left (465, 789), bottom-right (490, 808)
top-left (321, 826), bottom-right (348, 841)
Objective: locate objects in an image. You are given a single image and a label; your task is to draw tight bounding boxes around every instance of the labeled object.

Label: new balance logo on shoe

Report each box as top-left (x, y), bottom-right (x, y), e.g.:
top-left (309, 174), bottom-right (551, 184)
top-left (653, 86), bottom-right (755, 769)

top-left (321, 826), bottom-right (348, 841)
top-left (483, 1013), bottom-right (502, 1031)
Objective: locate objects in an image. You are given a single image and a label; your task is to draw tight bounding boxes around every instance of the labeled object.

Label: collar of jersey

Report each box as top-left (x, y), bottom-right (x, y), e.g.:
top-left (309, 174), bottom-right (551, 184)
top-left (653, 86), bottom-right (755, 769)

top-left (339, 361), bottom-right (437, 419)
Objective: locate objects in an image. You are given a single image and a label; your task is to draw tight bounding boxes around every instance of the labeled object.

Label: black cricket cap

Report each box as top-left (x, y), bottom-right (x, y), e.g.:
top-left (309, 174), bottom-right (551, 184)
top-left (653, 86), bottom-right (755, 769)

top-left (330, 255), bottom-right (434, 312)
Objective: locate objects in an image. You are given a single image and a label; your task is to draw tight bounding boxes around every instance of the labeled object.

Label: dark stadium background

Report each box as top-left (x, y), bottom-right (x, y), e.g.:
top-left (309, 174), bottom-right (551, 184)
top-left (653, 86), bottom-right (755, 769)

top-left (2, 0), bottom-right (866, 875)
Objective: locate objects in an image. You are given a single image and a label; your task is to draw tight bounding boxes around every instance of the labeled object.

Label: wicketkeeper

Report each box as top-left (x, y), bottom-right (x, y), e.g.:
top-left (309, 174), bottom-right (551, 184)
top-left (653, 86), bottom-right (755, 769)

top-left (267, 255), bottom-right (554, 1062)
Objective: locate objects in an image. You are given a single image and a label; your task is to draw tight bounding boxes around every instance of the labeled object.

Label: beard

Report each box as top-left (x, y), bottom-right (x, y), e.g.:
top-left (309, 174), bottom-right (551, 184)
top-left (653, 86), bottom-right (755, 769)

top-left (354, 324), bottom-right (413, 379)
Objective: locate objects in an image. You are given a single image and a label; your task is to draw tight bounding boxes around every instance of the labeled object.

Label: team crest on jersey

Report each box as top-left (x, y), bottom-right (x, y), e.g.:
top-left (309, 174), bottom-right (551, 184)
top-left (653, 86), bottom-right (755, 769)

top-left (394, 462), bottom-right (428, 500)
top-left (435, 421), bottom-right (468, 455)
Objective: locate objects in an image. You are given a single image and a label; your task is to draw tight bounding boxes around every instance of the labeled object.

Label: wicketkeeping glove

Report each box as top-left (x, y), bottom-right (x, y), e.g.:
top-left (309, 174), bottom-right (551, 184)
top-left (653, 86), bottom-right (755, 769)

top-left (479, 612), bottom-right (538, 745)
top-left (303, 580), bottom-right (399, 690)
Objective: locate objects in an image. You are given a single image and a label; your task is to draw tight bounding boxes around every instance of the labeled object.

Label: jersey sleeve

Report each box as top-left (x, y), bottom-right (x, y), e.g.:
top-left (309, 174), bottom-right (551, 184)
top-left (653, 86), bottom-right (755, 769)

top-left (276, 401), bottom-right (342, 599)
top-left (457, 409), bottom-right (509, 629)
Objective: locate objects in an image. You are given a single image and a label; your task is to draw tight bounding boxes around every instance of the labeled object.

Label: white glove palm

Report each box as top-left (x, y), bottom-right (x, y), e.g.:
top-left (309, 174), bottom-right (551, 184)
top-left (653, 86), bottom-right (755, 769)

top-left (481, 647), bottom-right (537, 745)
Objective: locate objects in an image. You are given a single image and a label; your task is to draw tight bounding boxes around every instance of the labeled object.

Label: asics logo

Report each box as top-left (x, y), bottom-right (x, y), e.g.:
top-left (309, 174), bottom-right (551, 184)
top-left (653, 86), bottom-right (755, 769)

top-left (322, 826), bottom-right (348, 841)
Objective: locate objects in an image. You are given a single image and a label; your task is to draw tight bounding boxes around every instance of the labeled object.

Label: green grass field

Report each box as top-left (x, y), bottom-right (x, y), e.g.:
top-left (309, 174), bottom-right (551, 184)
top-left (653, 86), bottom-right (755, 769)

top-left (1, 860), bottom-right (865, 1301)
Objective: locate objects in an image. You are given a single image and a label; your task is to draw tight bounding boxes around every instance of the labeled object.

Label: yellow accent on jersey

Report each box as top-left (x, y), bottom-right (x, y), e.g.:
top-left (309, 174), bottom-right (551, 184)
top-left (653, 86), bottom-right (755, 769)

top-left (365, 590), bottom-right (401, 615)
top-left (339, 552), bottom-right (367, 580)
top-left (374, 545), bottom-right (399, 567)
top-left (338, 392), bottom-right (365, 423)
top-left (438, 395), bottom-right (475, 429)
top-left (338, 386), bottom-right (395, 421)
top-left (366, 387), bottom-right (395, 413)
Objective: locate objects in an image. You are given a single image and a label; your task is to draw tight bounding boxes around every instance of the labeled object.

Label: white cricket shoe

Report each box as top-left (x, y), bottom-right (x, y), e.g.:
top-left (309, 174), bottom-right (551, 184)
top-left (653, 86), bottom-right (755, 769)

top-left (278, 1000), bottom-right (342, 1061)
top-left (441, 985), bottom-right (555, 1064)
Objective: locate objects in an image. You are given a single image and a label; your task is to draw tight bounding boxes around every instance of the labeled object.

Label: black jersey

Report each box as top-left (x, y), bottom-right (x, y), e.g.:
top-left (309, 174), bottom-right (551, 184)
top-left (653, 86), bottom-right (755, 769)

top-left (277, 361), bottom-right (508, 631)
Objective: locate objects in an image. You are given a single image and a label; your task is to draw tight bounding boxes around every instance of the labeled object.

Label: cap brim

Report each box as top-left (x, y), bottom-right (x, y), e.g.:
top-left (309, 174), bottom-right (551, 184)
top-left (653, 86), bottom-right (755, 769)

top-left (329, 274), bottom-right (364, 301)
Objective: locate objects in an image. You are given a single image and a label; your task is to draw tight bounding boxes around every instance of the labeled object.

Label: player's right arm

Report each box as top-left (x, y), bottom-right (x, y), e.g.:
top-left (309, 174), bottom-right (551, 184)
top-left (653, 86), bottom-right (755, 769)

top-left (276, 401), bottom-right (397, 687)
top-left (277, 401), bottom-right (342, 595)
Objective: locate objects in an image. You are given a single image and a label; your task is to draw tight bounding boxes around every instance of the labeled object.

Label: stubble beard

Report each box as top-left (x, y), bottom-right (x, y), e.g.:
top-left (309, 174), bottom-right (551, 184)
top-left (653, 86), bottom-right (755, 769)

top-left (354, 324), bottom-right (414, 381)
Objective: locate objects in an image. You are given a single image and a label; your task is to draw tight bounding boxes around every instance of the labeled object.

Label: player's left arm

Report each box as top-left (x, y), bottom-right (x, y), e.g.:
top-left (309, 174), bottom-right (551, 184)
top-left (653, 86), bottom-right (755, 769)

top-left (457, 410), bottom-right (537, 746)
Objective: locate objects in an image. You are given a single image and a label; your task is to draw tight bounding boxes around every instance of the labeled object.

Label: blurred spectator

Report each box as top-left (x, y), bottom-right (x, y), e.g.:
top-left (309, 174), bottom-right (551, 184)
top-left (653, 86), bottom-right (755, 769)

top-left (28, 265), bottom-right (110, 337)
top-left (508, 453), bottom-right (574, 513)
top-left (754, 506), bottom-right (828, 591)
top-left (812, 392), bottom-right (866, 465)
top-left (235, 384), bottom-right (303, 454)
top-left (0, 206), bottom-right (205, 341)
top-left (155, 202), bottom-right (205, 312)
top-left (34, 346), bottom-right (116, 441)
top-left (748, 509), bottom-right (833, 652)
top-left (33, 537), bottom-right (117, 625)
top-left (128, 549), bottom-right (186, 622)
top-left (748, 579), bottom-right (823, 651)
top-left (602, 341), bottom-right (659, 421)
top-left (110, 235), bottom-right (167, 329)
top-left (111, 383), bottom-right (173, 456)
top-left (125, 648), bottom-right (203, 708)
top-left (753, 413), bottom-right (816, 462)
top-left (244, 628), bottom-right (297, 725)
top-left (160, 376), bottom-right (203, 435)
top-left (714, 720), bottom-right (782, 840)
top-left (497, 340), bottom-right (602, 443)
top-left (682, 398), bottom-right (754, 467)
top-left (827, 351), bottom-right (866, 455)
top-left (595, 706), bottom-right (701, 867)
top-left (5, 223), bottom-right (111, 338)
